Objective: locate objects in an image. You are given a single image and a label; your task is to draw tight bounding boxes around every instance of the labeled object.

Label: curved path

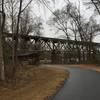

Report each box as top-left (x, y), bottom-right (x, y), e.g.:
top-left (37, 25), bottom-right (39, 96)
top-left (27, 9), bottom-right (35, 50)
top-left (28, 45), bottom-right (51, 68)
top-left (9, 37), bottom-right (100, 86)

top-left (53, 67), bottom-right (100, 100)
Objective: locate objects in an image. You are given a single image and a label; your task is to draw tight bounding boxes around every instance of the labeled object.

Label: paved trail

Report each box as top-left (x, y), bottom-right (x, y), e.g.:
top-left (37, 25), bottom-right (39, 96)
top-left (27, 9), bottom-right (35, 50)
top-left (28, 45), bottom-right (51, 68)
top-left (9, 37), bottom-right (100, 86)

top-left (52, 67), bottom-right (100, 100)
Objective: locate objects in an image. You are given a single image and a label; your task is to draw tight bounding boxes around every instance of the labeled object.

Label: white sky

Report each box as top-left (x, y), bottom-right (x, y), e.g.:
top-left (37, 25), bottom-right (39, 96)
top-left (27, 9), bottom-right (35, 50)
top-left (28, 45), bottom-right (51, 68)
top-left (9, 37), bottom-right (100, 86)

top-left (31, 0), bottom-right (100, 43)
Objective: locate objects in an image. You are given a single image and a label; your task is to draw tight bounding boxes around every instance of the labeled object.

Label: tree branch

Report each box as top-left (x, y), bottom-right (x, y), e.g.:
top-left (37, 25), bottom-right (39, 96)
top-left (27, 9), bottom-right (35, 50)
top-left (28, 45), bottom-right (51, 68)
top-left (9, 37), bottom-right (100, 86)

top-left (21, 0), bottom-right (33, 13)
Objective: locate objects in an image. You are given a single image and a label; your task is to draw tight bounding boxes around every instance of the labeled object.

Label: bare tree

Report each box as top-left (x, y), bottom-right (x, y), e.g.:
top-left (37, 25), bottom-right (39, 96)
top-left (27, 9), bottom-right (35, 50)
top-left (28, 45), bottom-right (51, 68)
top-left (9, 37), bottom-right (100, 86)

top-left (19, 8), bottom-right (43, 52)
top-left (32, 17), bottom-right (43, 36)
top-left (4, 0), bottom-right (33, 76)
top-left (49, 1), bottom-right (100, 63)
top-left (84, 0), bottom-right (100, 15)
top-left (49, 9), bottom-right (70, 39)
top-left (5, 0), bottom-right (19, 34)
top-left (0, 0), bottom-right (5, 81)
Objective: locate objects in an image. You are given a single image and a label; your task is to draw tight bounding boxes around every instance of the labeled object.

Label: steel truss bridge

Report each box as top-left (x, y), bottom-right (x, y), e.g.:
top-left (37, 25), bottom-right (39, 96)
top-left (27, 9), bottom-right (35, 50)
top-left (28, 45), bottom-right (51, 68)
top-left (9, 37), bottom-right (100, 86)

top-left (4, 33), bottom-right (100, 64)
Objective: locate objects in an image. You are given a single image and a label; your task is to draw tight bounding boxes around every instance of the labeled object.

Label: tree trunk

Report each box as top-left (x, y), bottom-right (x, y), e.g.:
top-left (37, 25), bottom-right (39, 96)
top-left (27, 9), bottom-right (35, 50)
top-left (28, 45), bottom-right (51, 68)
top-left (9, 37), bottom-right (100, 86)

top-left (0, 33), bottom-right (5, 81)
top-left (0, 0), bottom-right (5, 80)
top-left (12, 0), bottom-right (22, 74)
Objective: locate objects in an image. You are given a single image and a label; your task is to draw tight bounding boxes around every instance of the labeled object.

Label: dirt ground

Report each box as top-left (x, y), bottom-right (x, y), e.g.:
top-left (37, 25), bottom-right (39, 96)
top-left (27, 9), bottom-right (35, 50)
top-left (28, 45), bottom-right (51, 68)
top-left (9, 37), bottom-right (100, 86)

top-left (0, 65), bottom-right (68, 100)
top-left (42, 64), bottom-right (100, 72)
top-left (0, 64), bottom-right (99, 100)
top-left (66, 64), bottom-right (100, 72)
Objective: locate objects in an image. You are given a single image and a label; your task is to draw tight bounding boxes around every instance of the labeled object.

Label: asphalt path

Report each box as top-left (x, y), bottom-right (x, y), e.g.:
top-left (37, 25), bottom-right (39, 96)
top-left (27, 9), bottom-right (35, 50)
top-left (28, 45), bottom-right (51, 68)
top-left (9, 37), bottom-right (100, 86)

top-left (53, 67), bottom-right (100, 100)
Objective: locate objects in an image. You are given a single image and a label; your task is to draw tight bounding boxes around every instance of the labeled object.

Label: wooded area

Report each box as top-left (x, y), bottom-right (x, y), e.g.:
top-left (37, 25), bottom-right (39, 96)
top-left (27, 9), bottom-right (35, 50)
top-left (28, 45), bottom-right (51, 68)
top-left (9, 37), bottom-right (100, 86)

top-left (0, 0), bottom-right (100, 81)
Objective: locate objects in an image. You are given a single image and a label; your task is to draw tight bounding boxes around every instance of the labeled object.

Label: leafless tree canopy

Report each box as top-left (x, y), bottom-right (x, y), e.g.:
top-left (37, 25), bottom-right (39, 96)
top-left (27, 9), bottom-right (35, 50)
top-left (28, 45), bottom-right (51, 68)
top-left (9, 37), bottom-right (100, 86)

top-left (50, 1), bottom-right (100, 42)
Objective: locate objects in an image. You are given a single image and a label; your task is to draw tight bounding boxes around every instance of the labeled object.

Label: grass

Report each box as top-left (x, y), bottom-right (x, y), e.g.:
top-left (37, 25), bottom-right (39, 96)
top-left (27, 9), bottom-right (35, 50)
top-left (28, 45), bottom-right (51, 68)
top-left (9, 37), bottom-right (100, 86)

top-left (0, 65), bottom-right (69, 100)
top-left (66, 64), bottom-right (100, 72)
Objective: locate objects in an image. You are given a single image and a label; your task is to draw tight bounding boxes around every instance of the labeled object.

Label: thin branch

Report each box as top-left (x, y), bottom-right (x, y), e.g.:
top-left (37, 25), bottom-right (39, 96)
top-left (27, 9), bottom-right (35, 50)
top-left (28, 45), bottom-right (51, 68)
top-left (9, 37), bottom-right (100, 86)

top-left (21, 0), bottom-right (33, 13)
top-left (41, 0), bottom-right (70, 40)
top-left (91, 0), bottom-right (100, 15)
top-left (0, 1), bottom-right (9, 6)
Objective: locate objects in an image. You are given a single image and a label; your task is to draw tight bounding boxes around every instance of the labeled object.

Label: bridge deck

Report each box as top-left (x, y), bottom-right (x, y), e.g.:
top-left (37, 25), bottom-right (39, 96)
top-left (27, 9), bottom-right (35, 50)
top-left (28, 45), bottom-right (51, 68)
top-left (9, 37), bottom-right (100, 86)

top-left (4, 33), bottom-right (100, 46)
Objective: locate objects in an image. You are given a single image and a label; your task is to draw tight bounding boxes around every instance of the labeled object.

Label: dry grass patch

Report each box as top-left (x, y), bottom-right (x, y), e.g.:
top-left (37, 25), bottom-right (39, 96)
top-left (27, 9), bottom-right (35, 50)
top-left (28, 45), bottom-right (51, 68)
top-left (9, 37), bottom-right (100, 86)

top-left (66, 64), bottom-right (100, 72)
top-left (0, 66), bottom-right (69, 100)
